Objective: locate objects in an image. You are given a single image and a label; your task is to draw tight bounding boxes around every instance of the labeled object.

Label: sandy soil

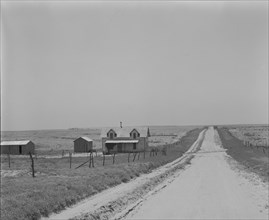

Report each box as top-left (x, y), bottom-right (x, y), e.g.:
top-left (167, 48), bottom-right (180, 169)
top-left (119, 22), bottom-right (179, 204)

top-left (42, 130), bottom-right (206, 220)
top-left (123, 127), bottom-right (269, 219)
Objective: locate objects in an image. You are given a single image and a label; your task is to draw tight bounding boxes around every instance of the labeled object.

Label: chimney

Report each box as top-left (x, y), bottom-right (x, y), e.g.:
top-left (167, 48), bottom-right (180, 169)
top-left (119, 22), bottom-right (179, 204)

top-left (120, 122), bottom-right (122, 128)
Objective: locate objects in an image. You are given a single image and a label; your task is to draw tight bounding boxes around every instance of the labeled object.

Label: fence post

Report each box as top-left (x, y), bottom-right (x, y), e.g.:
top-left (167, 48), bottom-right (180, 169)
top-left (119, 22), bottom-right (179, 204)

top-left (29, 152), bottom-right (35, 178)
top-left (92, 153), bottom-right (94, 167)
top-left (8, 152), bottom-right (11, 168)
top-left (133, 153), bottom-right (137, 162)
top-left (128, 152), bottom-right (130, 163)
top-left (103, 153), bottom-right (105, 166)
top-left (62, 150), bottom-right (65, 158)
top-left (69, 152), bottom-right (72, 169)
top-left (137, 152), bottom-right (140, 160)
top-left (113, 153), bottom-right (116, 164)
top-left (89, 153), bottom-right (92, 168)
top-left (144, 150), bottom-right (145, 159)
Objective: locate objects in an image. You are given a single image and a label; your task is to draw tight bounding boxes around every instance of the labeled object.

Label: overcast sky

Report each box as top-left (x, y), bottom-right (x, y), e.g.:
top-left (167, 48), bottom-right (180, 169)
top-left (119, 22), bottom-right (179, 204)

top-left (1, 1), bottom-right (268, 131)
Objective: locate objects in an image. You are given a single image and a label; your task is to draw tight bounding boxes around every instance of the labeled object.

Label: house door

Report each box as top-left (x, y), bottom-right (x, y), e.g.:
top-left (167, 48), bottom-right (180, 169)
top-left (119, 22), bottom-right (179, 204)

top-left (19, 146), bottom-right (22, 154)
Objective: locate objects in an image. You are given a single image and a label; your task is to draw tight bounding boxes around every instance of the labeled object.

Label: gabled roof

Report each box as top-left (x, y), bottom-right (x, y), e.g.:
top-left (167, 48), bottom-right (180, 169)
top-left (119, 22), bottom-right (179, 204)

top-left (0, 140), bottom-right (31, 146)
top-left (130, 128), bottom-right (139, 134)
top-left (101, 127), bottom-right (149, 138)
top-left (74, 136), bottom-right (93, 142)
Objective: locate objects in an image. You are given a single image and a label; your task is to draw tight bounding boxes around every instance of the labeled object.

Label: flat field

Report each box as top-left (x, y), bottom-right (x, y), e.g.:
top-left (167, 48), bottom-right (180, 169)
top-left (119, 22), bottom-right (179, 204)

top-left (0, 126), bottom-right (203, 220)
top-left (228, 125), bottom-right (268, 147)
top-left (217, 126), bottom-right (269, 182)
top-left (1, 126), bottom-right (200, 155)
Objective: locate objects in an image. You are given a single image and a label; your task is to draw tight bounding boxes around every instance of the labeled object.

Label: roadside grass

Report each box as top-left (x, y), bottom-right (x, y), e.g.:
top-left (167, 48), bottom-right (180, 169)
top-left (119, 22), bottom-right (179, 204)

top-left (1, 128), bottom-right (203, 220)
top-left (217, 127), bottom-right (269, 182)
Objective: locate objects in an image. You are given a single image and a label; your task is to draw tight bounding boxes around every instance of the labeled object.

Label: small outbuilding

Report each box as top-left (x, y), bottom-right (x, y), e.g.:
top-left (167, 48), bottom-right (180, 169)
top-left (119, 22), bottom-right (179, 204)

top-left (74, 136), bottom-right (93, 153)
top-left (0, 140), bottom-right (35, 155)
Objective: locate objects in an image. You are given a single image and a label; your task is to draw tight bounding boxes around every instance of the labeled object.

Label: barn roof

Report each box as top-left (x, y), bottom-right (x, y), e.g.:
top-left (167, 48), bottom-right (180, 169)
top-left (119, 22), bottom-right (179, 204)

top-left (0, 140), bottom-right (31, 146)
top-left (100, 127), bottom-right (150, 138)
top-left (74, 136), bottom-right (93, 142)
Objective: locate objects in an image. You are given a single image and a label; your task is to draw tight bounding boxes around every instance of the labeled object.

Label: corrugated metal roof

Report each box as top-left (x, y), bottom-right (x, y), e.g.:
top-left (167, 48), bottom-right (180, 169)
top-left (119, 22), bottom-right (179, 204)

top-left (74, 136), bottom-right (93, 142)
top-left (105, 140), bottom-right (139, 144)
top-left (100, 127), bottom-right (149, 138)
top-left (0, 140), bottom-right (31, 146)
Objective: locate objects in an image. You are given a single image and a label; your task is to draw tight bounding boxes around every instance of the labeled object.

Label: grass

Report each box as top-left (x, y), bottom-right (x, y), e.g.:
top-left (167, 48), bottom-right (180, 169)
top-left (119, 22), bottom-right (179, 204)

top-left (1, 128), bottom-right (203, 220)
top-left (228, 125), bottom-right (268, 147)
top-left (217, 127), bottom-right (269, 182)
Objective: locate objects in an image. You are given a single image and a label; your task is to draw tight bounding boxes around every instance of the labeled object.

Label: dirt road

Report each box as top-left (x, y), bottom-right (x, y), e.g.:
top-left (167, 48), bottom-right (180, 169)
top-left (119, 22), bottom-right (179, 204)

top-left (123, 127), bottom-right (268, 219)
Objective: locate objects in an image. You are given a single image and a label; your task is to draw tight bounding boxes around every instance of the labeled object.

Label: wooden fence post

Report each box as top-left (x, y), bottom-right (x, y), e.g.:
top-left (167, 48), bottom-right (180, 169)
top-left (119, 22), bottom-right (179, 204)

top-left (133, 153), bottom-right (137, 162)
top-left (128, 152), bottom-right (130, 163)
top-left (144, 150), bottom-right (145, 159)
top-left (29, 152), bottom-right (35, 178)
top-left (69, 152), bottom-right (72, 169)
top-left (103, 153), bottom-right (105, 166)
top-left (8, 152), bottom-right (11, 168)
top-left (137, 152), bottom-right (140, 160)
top-left (89, 153), bottom-right (92, 168)
top-left (92, 153), bottom-right (94, 167)
top-left (113, 153), bottom-right (116, 164)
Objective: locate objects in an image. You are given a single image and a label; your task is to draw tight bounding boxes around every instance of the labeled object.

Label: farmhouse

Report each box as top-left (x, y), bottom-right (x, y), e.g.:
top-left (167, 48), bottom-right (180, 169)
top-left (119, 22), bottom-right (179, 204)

top-left (74, 136), bottom-right (93, 153)
top-left (101, 127), bottom-right (150, 154)
top-left (0, 140), bottom-right (35, 155)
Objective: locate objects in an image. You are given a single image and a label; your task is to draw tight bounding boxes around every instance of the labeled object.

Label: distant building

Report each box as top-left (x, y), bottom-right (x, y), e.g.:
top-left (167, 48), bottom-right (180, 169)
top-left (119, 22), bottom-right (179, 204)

top-left (74, 136), bottom-right (93, 153)
top-left (101, 127), bottom-right (150, 154)
top-left (0, 140), bottom-right (35, 155)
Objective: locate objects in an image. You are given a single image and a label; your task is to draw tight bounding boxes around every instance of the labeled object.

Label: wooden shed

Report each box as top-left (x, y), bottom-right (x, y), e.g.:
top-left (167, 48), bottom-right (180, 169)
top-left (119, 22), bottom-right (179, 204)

top-left (0, 140), bottom-right (35, 155)
top-left (74, 136), bottom-right (93, 153)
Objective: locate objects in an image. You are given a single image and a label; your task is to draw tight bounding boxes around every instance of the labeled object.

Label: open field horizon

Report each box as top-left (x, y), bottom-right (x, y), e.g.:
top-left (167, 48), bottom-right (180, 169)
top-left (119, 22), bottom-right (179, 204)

top-left (1, 125), bottom-right (203, 155)
top-left (1, 123), bottom-right (268, 132)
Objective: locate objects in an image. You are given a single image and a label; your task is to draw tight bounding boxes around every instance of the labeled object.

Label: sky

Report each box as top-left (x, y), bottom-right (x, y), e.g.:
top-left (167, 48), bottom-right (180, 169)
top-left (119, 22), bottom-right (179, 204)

top-left (1, 0), bottom-right (268, 131)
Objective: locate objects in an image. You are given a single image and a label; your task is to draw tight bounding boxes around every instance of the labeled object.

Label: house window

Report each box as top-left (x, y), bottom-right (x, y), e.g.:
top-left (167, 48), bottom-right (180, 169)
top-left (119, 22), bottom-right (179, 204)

top-left (110, 132), bottom-right (114, 139)
top-left (133, 143), bottom-right (136, 150)
top-left (133, 133), bottom-right (136, 139)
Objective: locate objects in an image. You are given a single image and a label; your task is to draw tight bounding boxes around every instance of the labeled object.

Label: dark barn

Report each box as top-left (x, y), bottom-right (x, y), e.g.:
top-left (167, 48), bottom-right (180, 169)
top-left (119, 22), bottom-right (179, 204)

top-left (0, 140), bottom-right (35, 155)
top-left (74, 136), bottom-right (93, 153)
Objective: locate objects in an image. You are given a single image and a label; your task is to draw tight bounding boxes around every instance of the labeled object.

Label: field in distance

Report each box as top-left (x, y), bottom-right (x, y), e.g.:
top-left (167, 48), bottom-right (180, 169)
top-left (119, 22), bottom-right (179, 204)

top-left (1, 125), bottom-right (200, 155)
top-left (227, 124), bottom-right (268, 147)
